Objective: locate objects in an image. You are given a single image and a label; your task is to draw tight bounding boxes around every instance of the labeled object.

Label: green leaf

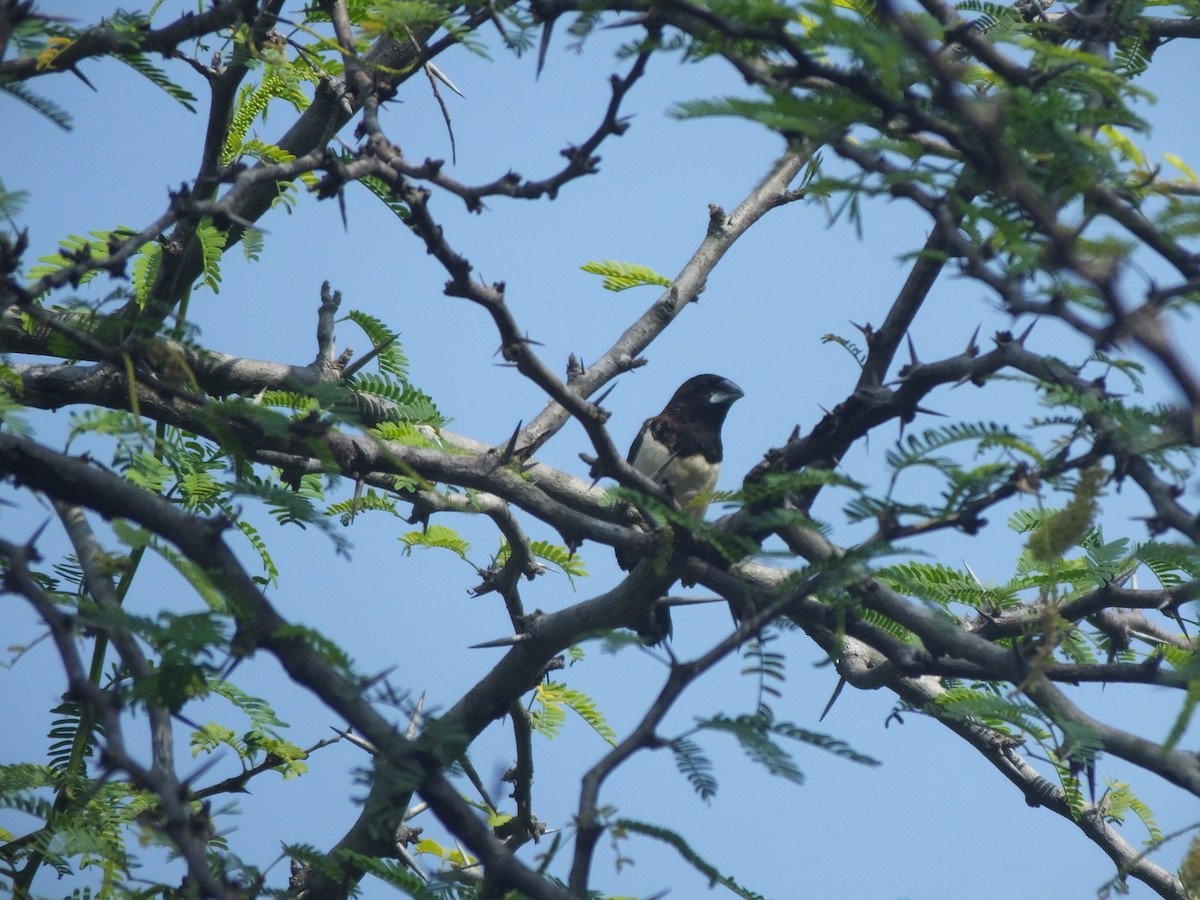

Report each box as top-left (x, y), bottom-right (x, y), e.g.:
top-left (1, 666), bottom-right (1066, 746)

top-left (885, 421), bottom-right (1044, 472)
top-left (337, 851), bottom-right (440, 895)
top-left (129, 240), bottom-right (162, 309)
top-left (533, 681), bottom-right (617, 746)
top-left (369, 420), bottom-right (444, 448)
top-left (1165, 152), bottom-right (1199, 183)
top-left (0, 372), bottom-right (31, 437)
top-left (27, 227), bottom-right (138, 284)
top-left (399, 524), bottom-right (470, 560)
top-left (242, 227), bottom-right (265, 262)
top-left (350, 373), bottom-right (446, 426)
top-left (191, 722), bottom-right (240, 758)
top-left (343, 309), bottom-right (409, 379)
top-left (698, 713), bottom-right (804, 784)
top-left (222, 69), bottom-right (313, 165)
top-left (878, 561), bottom-right (1020, 610)
top-left (935, 686), bottom-right (1053, 739)
top-left (1136, 541), bottom-right (1200, 587)
top-left (1079, 531), bottom-right (1131, 587)
top-left (0, 176), bottom-right (30, 220)
top-left (118, 52), bottom-right (198, 111)
top-left (339, 149), bottom-right (411, 221)
top-left (223, 506), bottom-right (280, 586)
top-left (1162, 676), bottom-right (1198, 754)
top-left (1101, 780), bottom-right (1162, 844)
top-left (615, 819), bottom-right (767, 900)
top-left (227, 472), bottom-right (350, 553)
top-left (1007, 507), bottom-right (1049, 534)
top-left (194, 218), bottom-right (227, 293)
top-left (325, 488), bottom-right (399, 526)
top-left (820, 332), bottom-right (866, 368)
top-left (669, 736), bottom-right (718, 801)
top-left (0, 80), bottom-right (72, 130)
top-left (496, 539), bottom-right (588, 585)
top-left (580, 259), bottom-right (671, 292)
top-left (741, 638), bottom-right (787, 700)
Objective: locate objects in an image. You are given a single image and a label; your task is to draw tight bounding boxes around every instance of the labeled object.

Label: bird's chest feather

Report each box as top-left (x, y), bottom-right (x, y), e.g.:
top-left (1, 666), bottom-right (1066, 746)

top-left (634, 431), bottom-right (720, 513)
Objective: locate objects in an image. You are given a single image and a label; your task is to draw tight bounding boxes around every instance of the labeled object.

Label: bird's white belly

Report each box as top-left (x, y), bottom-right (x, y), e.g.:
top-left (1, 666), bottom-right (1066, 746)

top-left (668, 454), bottom-right (719, 512)
top-left (639, 437), bottom-right (719, 514)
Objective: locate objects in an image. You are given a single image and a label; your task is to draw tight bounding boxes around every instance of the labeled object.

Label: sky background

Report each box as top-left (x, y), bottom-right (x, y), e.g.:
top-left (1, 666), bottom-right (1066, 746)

top-left (2, 2), bottom-right (1199, 898)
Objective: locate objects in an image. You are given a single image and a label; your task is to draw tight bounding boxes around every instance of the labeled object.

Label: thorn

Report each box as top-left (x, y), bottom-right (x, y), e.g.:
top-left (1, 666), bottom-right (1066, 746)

top-left (602, 13), bottom-right (651, 28)
top-left (1126, 628), bottom-right (1168, 647)
top-left (69, 65), bottom-right (97, 92)
top-left (819, 677), bottom-right (847, 722)
top-left (425, 61), bottom-right (464, 97)
top-left (330, 727), bottom-right (379, 755)
top-left (497, 420), bottom-right (523, 463)
top-left (962, 559), bottom-right (984, 588)
top-left (341, 332), bottom-right (398, 380)
top-left (585, 458), bottom-right (604, 494)
top-left (657, 596), bottom-right (726, 607)
top-left (1168, 609), bottom-right (1190, 640)
top-left (405, 692), bottom-right (426, 740)
top-left (913, 404), bottom-right (947, 417)
top-left (906, 332), bottom-right (920, 367)
top-left (470, 633), bottom-right (533, 649)
top-left (1016, 321), bottom-right (1036, 344)
top-left (486, 5), bottom-right (511, 41)
top-left (403, 801), bottom-right (430, 821)
top-left (394, 843), bottom-right (429, 882)
top-left (593, 381), bottom-right (618, 407)
top-left (180, 752), bottom-right (225, 786)
top-left (27, 518), bottom-right (51, 549)
top-left (360, 665), bottom-right (397, 690)
top-left (214, 654), bottom-right (245, 686)
top-left (536, 18), bottom-right (555, 78)
top-left (350, 477), bottom-right (364, 522)
top-left (966, 324), bottom-right (981, 355)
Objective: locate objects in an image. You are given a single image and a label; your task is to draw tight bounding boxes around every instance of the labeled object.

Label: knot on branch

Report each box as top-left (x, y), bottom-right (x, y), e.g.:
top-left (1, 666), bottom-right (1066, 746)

top-left (314, 148), bottom-right (350, 200)
top-left (707, 203), bottom-right (727, 236)
top-left (1, 227), bottom-right (29, 280)
top-left (559, 144), bottom-right (600, 174)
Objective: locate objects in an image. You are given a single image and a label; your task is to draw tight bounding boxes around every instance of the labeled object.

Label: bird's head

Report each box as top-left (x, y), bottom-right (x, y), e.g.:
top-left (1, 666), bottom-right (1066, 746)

top-left (665, 374), bottom-right (745, 421)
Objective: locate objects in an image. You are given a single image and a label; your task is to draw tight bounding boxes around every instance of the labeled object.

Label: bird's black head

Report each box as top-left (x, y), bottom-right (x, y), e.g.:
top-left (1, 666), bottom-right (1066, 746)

top-left (663, 374), bottom-right (745, 423)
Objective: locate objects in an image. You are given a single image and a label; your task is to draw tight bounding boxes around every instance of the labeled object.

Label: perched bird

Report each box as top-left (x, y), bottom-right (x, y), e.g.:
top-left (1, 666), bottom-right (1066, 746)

top-left (617, 374), bottom-right (744, 572)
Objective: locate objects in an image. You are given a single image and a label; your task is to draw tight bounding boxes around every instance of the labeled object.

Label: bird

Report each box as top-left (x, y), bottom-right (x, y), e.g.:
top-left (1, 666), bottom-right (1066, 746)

top-left (616, 374), bottom-right (744, 572)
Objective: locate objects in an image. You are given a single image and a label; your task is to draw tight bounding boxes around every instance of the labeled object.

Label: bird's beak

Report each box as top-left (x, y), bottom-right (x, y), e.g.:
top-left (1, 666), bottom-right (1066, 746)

top-left (710, 379), bottom-right (744, 404)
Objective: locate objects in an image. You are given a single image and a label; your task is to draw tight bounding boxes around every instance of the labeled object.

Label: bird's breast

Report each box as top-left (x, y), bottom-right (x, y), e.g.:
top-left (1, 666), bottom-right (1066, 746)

top-left (635, 433), bottom-right (720, 515)
top-left (666, 454), bottom-right (721, 514)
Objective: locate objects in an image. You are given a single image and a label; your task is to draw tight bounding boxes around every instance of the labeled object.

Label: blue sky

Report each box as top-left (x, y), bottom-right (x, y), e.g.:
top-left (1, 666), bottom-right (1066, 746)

top-left (2, 3), bottom-right (1198, 898)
